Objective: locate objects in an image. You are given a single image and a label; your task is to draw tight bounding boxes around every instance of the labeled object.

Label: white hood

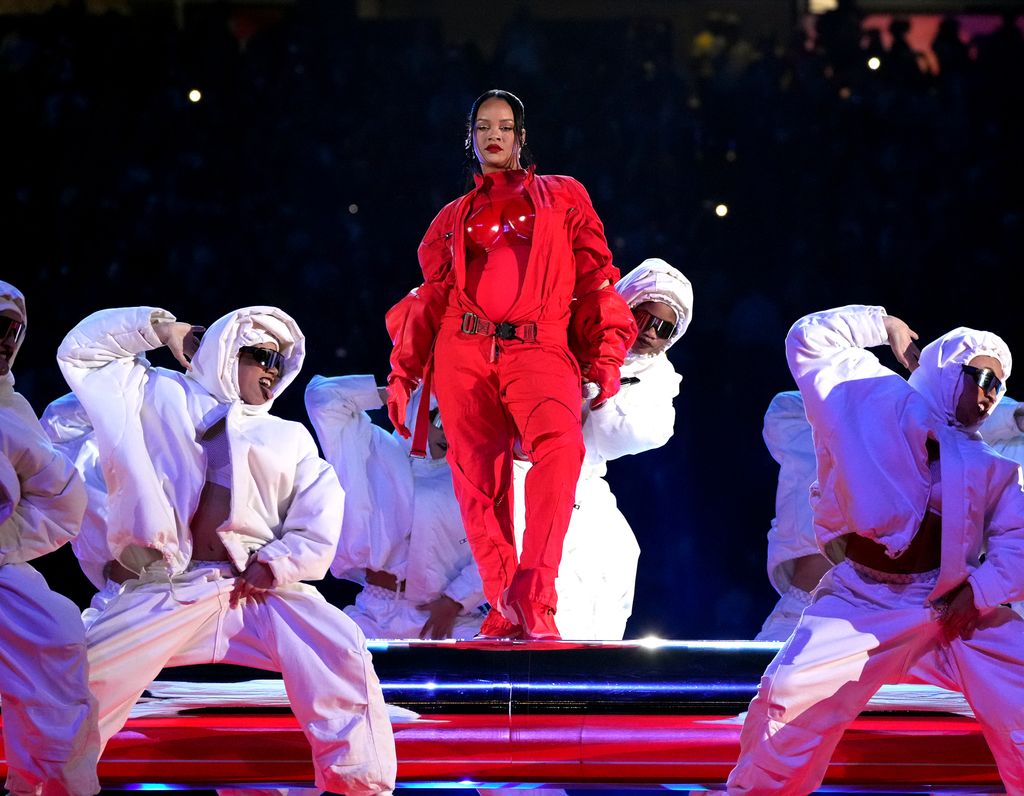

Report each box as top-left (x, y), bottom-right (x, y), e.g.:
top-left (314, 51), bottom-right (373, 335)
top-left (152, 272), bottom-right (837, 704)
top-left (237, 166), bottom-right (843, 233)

top-left (908, 326), bottom-right (1011, 435)
top-left (614, 258), bottom-right (693, 354)
top-left (0, 279), bottom-right (27, 383)
top-left (187, 306), bottom-right (304, 413)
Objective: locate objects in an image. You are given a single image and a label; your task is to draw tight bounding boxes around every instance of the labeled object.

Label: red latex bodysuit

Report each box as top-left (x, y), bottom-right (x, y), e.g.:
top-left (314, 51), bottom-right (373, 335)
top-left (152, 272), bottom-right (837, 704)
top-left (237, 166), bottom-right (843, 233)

top-left (464, 169), bottom-right (533, 322)
top-left (386, 167), bottom-right (636, 638)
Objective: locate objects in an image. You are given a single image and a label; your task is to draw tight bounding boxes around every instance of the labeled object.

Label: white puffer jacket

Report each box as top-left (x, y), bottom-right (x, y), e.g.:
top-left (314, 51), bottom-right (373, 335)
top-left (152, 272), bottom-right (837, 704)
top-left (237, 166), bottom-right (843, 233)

top-left (0, 280), bottom-right (86, 566)
top-left (762, 390), bottom-right (820, 595)
top-left (41, 393), bottom-right (110, 590)
top-left (581, 258), bottom-right (692, 472)
top-left (980, 397), bottom-right (1024, 464)
top-left (57, 305), bottom-right (343, 585)
top-left (787, 304), bottom-right (1024, 608)
top-left (305, 374), bottom-right (484, 611)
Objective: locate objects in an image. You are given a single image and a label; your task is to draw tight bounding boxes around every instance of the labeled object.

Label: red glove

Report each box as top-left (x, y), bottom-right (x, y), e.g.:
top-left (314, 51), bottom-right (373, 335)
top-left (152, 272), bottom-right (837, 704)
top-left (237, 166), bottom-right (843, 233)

top-left (386, 377), bottom-right (415, 438)
top-left (583, 360), bottom-right (622, 409)
top-left (569, 286), bottom-right (636, 409)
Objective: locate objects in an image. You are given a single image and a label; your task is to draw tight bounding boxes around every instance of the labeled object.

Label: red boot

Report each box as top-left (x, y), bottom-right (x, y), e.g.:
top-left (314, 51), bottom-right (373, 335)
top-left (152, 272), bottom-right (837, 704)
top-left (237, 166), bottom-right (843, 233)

top-left (508, 601), bottom-right (561, 641)
top-left (475, 609), bottom-right (523, 639)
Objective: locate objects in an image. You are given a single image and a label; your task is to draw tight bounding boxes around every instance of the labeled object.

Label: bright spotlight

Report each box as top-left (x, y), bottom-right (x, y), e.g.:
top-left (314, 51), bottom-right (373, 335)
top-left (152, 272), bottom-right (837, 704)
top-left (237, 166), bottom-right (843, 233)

top-left (715, 203), bottom-right (729, 218)
top-left (188, 89), bottom-right (202, 103)
top-left (348, 203), bottom-right (359, 214)
top-left (867, 56), bottom-right (881, 71)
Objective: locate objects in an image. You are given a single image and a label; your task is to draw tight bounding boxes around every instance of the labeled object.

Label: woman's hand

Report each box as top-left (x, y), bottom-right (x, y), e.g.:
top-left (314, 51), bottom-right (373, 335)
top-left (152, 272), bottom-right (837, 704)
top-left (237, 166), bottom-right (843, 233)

top-left (153, 321), bottom-right (198, 371)
top-left (882, 315), bottom-right (921, 373)
top-left (584, 361), bottom-right (622, 409)
top-left (418, 595), bottom-right (463, 640)
top-left (937, 581), bottom-right (980, 642)
top-left (229, 559), bottom-right (275, 609)
top-left (386, 378), bottom-right (415, 438)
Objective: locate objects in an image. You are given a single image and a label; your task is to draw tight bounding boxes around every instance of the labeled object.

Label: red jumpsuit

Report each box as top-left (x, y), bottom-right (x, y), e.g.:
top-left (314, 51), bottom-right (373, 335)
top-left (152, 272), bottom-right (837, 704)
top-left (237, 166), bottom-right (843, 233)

top-left (387, 167), bottom-right (635, 637)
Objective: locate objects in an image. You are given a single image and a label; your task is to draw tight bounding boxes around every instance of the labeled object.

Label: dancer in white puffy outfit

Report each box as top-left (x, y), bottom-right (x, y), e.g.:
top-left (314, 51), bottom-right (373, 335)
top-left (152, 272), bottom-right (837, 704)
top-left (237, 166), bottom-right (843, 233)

top-left (38, 393), bottom-right (131, 628)
top-left (755, 392), bottom-right (843, 642)
top-left (755, 391), bottom-right (1024, 642)
top-left (39, 394), bottom-right (106, 591)
top-left (977, 397), bottom-right (1024, 622)
top-left (980, 395), bottom-right (1024, 461)
top-left (513, 258), bottom-right (692, 640)
top-left (728, 304), bottom-right (1024, 794)
top-left (305, 374), bottom-right (485, 640)
top-left (57, 305), bottom-right (396, 796)
top-left (0, 280), bottom-right (100, 796)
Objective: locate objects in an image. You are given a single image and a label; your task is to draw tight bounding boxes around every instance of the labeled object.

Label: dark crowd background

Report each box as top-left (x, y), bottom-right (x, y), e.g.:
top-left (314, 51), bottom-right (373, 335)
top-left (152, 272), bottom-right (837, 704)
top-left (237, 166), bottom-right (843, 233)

top-left (4, 0), bottom-right (1023, 641)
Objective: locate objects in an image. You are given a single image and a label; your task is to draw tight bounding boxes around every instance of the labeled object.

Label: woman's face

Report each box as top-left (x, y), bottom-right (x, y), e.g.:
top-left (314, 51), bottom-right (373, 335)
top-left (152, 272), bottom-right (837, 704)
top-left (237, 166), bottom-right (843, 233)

top-left (237, 341), bottom-right (281, 405)
top-left (631, 301), bottom-right (678, 356)
top-left (473, 98), bottom-right (522, 174)
top-left (954, 354), bottom-right (1004, 427)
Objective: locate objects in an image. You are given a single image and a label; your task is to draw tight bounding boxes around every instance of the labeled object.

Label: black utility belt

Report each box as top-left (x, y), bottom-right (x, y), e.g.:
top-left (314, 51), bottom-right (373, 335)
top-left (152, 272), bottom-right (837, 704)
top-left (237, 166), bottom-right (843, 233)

top-left (460, 312), bottom-right (537, 343)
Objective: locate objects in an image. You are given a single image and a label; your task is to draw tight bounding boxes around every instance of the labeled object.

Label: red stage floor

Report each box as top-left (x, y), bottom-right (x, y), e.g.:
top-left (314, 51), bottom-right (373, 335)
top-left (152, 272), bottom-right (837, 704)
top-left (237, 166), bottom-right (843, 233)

top-left (51, 712), bottom-right (996, 791)
top-left (0, 640), bottom-right (1005, 791)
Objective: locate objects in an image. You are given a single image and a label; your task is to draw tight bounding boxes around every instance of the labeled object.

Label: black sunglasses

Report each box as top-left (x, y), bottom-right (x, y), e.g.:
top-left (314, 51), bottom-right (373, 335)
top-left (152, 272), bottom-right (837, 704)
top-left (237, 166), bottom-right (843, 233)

top-left (961, 364), bottom-right (1003, 396)
top-left (633, 309), bottom-right (675, 340)
top-left (239, 345), bottom-right (285, 374)
top-left (1, 316), bottom-right (25, 345)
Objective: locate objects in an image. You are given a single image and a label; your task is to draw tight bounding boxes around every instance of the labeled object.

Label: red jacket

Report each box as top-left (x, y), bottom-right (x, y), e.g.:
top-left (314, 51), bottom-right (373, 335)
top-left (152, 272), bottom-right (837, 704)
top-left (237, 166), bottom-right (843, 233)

top-left (388, 169), bottom-right (635, 401)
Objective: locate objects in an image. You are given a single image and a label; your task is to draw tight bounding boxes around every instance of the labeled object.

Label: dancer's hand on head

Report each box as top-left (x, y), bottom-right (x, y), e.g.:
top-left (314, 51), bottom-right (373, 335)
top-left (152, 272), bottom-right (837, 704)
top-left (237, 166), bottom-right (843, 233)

top-left (386, 378), bottom-right (414, 438)
top-left (938, 581), bottom-right (979, 642)
top-left (883, 315), bottom-right (921, 373)
top-left (230, 559), bottom-right (275, 609)
top-left (183, 325), bottom-right (205, 363)
top-left (154, 321), bottom-right (196, 371)
top-left (417, 595), bottom-right (462, 640)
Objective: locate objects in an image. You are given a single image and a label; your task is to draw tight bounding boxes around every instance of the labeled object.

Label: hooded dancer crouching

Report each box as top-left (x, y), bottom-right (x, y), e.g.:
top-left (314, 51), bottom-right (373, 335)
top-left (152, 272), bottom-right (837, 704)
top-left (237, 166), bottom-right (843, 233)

top-left (727, 304), bottom-right (1024, 794)
top-left (512, 258), bottom-right (693, 640)
top-left (57, 306), bottom-right (396, 796)
top-left (753, 390), bottom-right (831, 641)
top-left (305, 375), bottom-right (486, 640)
top-left (0, 280), bottom-right (100, 796)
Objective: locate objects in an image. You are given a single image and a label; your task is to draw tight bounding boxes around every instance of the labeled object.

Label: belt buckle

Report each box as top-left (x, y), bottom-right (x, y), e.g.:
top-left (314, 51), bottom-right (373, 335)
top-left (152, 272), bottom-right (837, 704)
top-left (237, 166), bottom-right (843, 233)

top-left (494, 322), bottom-right (517, 340)
top-left (461, 312), bottom-right (478, 334)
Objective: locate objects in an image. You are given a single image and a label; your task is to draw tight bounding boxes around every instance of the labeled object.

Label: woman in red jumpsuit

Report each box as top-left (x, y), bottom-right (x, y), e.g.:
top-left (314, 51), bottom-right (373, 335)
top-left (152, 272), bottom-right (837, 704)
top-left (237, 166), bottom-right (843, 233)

top-left (386, 90), bottom-right (635, 639)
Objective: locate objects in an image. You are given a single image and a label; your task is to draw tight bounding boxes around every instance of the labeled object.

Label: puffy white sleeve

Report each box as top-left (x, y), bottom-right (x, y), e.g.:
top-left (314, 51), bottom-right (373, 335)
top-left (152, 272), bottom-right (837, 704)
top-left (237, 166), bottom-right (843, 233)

top-left (785, 304), bottom-right (891, 430)
top-left (57, 306), bottom-right (182, 573)
top-left (40, 395), bottom-right (111, 589)
top-left (968, 459), bottom-right (1024, 609)
top-left (980, 397), bottom-right (1023, 449)
top-left (0, 439), bottom-right (85, 566)
top-left (58, 306), bottom-right (172, 372)
top-left (443, 558), bottom-right (486, 613)
top-left (762, 391), bottom-right (820, 591)
top-left (304, 374), bottom-right (414, 581)
top-left (255, 428), bottom-right (345, 585)
top-left (583, 357), bottom-right (680, 466)
top-left (0, 454), bottom-right (15, 526)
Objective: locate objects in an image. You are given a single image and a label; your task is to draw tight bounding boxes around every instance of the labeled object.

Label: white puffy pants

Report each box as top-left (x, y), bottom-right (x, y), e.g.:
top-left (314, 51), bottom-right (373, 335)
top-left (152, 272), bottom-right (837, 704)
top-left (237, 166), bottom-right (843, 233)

top-left (80, 578), bottom-right (123, 631)
top-left (727, 560), bottom-right (1024, 794)
top-left (84, 564), bottom-right (396, 796)
top-left (513, 464), bottom-right (639, 641)
top-left (345, 584), bottom-right (484, 640)
top-left (0, 562), bottom-right (100, 796)
top-left (753, 586), bottom-right (812, 643)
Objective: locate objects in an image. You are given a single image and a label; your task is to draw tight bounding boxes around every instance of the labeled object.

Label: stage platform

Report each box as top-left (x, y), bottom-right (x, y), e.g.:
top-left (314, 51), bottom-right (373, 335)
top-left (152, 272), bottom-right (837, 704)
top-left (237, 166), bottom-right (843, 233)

top-left (0, 640), bottom-right (1003, 792)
